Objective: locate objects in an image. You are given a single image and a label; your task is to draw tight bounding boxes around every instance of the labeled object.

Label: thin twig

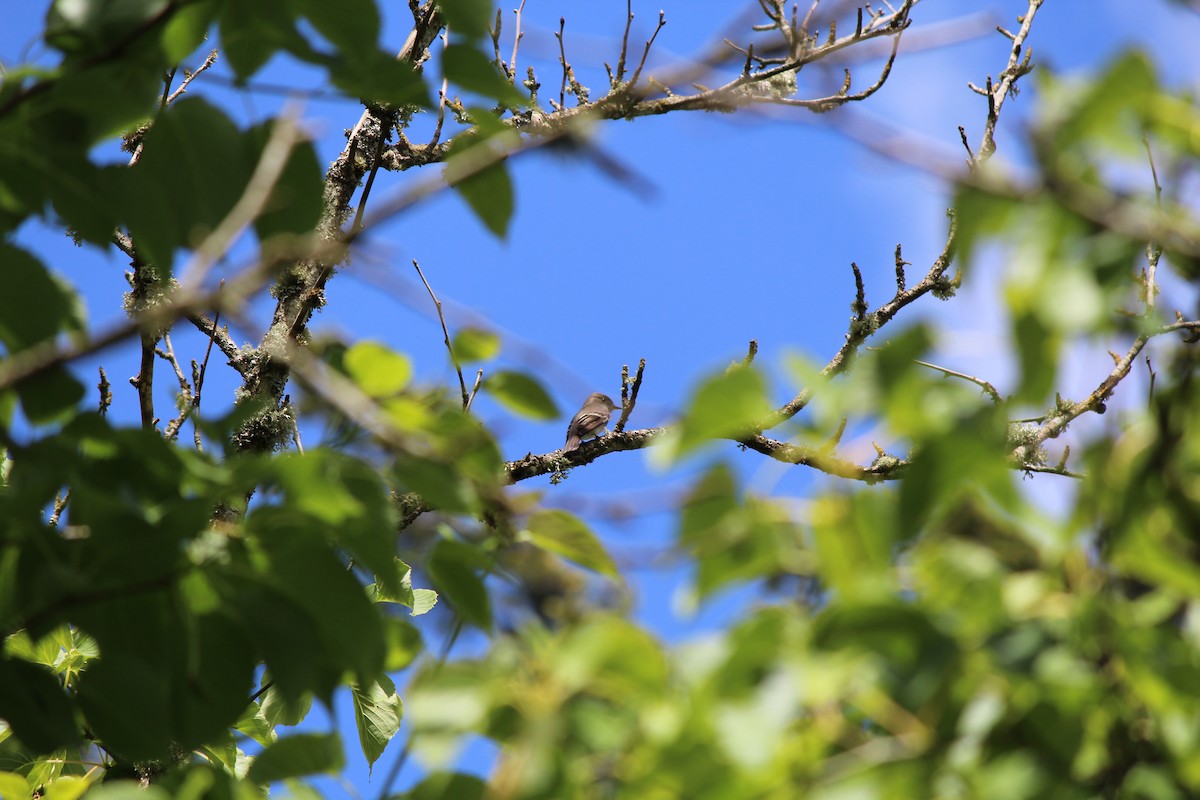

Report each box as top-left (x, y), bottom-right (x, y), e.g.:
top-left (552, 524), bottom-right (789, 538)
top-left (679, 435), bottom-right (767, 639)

top-left (913, 358), bottom-right (1002, 403)
top-left (412, 260), bottom-right (470, 410)
top-left (510, 0), bottom-right (528, 79)
top-left (1142, 134), bottom-right (1163, 313)
top-left (467, 368), bottom-right (484, 411)
top-left (165, 49), bottom-right (218, 106)
top-left (616, 0), bottom-right (634, 83)
top-left (555, 17), bottom-right (568, 110)
top-left (628, 12), bottom-right (667, 88)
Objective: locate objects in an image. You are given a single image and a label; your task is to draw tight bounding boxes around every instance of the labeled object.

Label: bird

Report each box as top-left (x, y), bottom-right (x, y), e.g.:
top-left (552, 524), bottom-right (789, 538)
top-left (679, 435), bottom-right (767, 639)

top-left (563, 393), bottom-right (622, 452)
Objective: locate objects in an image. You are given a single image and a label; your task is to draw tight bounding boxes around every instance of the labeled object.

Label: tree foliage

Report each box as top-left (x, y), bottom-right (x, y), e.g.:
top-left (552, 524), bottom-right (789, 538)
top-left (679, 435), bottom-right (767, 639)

top-left (1, 0), bottom-right (1199, 798)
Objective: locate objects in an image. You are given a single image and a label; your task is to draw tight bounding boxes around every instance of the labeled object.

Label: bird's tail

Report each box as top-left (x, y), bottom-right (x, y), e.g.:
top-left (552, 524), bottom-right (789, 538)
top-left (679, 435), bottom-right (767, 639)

top-left (563, 434), bottom-right (581, 452)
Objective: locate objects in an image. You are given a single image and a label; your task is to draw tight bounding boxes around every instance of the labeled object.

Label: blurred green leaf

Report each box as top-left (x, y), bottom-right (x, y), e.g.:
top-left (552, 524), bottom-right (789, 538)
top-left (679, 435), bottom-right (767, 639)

top-left (122, 97), bottom-right (251, 271)
top-left (0, 773), bottom-right (30, 800)
top-left (44, 0), bottom-right (171, 59)
top-left (1049, 50), bottom-right (1156, 154)
top-left (248, 121), bottom-right (324, 242)
top-left (15, 366), bottom-right (84, 427)
top-left (450, 160), bottom-right (513, 238)
top-left (443, 45), bottom-right (523, 105)
top-left (344, 341), bottom-right (413, 399)
top-left (247, 733), bottom-right (344, 783)
top-left (0, 657), bottom-right (80, 754)
top-left (218, 2), bottom-right (306, 80)
top-left (406, 773), bottom-right (488, 800)
top-left (0, 245), bottom-right (85, 351)
top-left (525, 510), bottom-right (620, 580)
top-left (438, 0), bottom-right (493, 39)
top-left (484, 370), bottom-right (557, 420)
top-left (393, 454), bottom-right (477, 513)
top-left (428, 539), bottom-right (492, 630)
top-left (294, 0), bottom-right (379, 51)
top-left (671, 365), bottom-right (772, 458)
top-left (811, 491), bottom-right (898, 601)
top-left (452, 327), bottom-right (500, 362)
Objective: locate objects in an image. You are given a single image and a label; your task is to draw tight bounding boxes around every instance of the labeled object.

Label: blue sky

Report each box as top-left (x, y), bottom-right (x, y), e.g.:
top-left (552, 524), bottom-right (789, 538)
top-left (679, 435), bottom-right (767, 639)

top-left (3, 0), bottom-right (1198, 795)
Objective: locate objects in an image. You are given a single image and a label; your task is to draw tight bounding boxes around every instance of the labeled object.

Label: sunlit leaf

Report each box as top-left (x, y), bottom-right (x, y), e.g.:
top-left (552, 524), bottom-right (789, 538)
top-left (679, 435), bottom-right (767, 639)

top-left (344, 341), bottom-right (413, 398)
top-left (352, 675), bottom-right (403, 770)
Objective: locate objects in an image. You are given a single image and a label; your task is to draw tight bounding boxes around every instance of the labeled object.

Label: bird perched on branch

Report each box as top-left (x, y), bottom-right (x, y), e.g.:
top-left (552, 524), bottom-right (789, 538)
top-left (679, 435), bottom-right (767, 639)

top-left (563, 393), bottom-right (621, 452)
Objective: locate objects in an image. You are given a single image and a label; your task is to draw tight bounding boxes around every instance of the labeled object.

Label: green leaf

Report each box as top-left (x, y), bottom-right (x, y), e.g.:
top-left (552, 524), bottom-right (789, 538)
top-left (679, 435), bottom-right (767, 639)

top-left (669, 365), bottom-right (772, 458)
top-left (393, 455), bottom-right (477, 514)
top-left (484, 370), bottom-right (557, 420)
top-left (382, 616), bottom-right (425, 672)
top-left (1012, 312), bottom-right (1058, 404)
top-left (344, 341), bottom-right (413, 398)
top-left (428, 539), bottom-right (492, 630)
top-left (15, 367), bottom-right (84, 426)
top-left (218, 2), bottom-right (307, 80)
top-left (438, 0), bottom-right (494, 39)
top-left (811, 492), bottom-right (898, 601)
top-left (367, 560), bottom-right (438, 616)
top-left (75, 609), bottom-right (254, 761)
top-left (268, 450), bottom-right (401, 593)
top-left (44, 0), bottom-right (171, 59)
top-left (443, 45), bottom-right (523, 105)
top-left (1050, 51), bottom-right (1156, 153)
top-left (160, 1), bottom-right (217, 62)
top-left (407, 773), bottom-right (488, 800)
top-left (352, 674), bottom-right (403, 770)
top-left (42, 775), bottom-right (88, 800)
top-left (525, 510), bottom-right (620, 580)
top-left (452, 327), bottom-right (500, 362)
top-left (122, 97), bottom-right (252, 271)
top-left (260, 684), bottom-right (313, 727)
top-left (0, 657), bottom-right (80, 754)
top-left (248, 507), bottom-right (386, 693)
top-left (247, 121), bottom-right (324, 243)
top-left (450, 160), bottom-right (513, 238)
top-left (294, 0), bottom-right (379, 51)
top-left (0, 245), bottom-right (85, 350)
top-left (247, 733), bottom-right (345, 783)
top-left (0, 773), bottom-right (30, 800)
top-left (327, 52), bottom-right (431, 107)
top-left (412, 588), bottom-right (439, 616)
top-left (217, 576), bottom-right (322, 703)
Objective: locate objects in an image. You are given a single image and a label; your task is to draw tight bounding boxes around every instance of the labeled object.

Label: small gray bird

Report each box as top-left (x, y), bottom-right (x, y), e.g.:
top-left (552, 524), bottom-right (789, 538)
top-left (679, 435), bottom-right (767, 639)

top-left (563, 393), bottom-right (621, 452)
